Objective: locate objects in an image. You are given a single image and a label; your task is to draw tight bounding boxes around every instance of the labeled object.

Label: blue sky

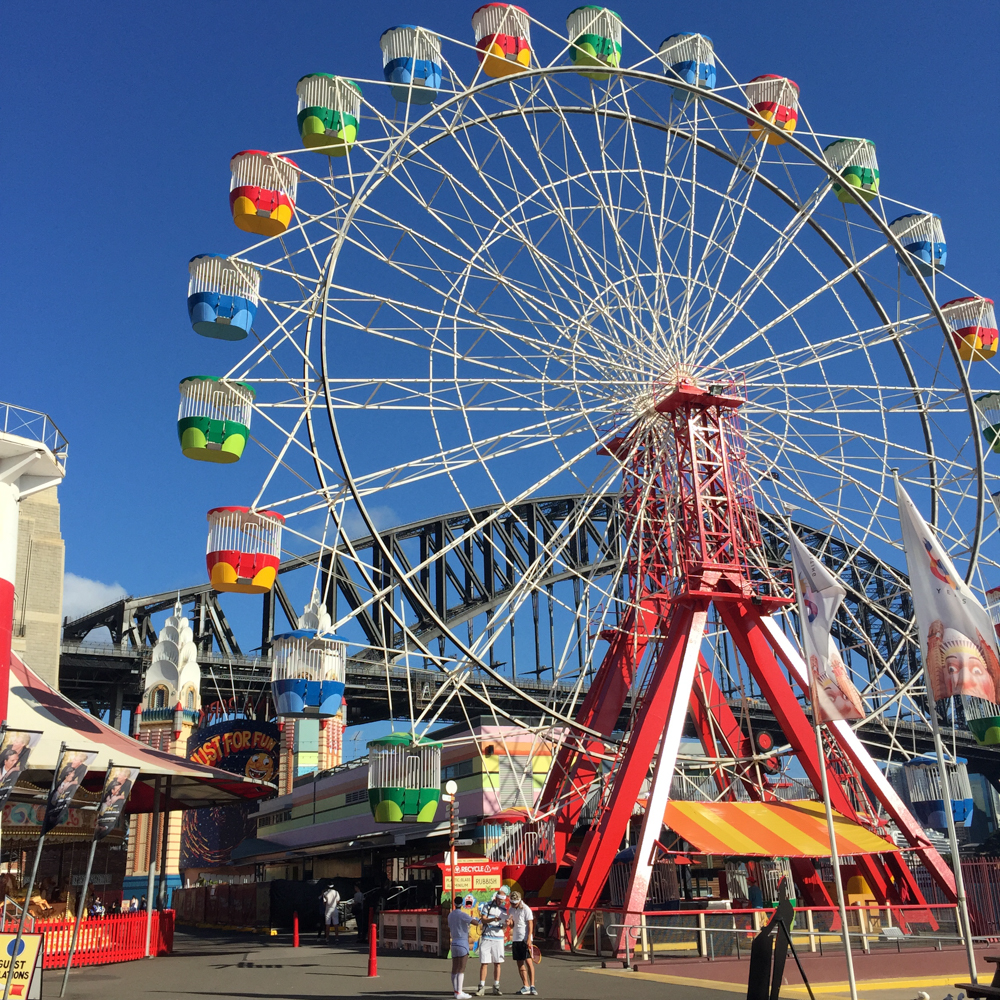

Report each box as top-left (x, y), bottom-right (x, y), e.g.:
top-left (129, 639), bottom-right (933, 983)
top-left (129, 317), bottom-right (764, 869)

top-left (2, 0), bottom-right (998, 641)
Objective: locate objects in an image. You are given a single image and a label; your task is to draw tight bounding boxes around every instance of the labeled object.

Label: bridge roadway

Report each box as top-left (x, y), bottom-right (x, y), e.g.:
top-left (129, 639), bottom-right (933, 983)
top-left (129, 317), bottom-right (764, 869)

top-left (57, 641), bottom-right (998, 784)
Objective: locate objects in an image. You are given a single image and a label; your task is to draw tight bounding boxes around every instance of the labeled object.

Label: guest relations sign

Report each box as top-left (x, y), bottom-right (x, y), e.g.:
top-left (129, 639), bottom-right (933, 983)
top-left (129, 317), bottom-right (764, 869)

top-left (0, 933), bottom-right (43, 998)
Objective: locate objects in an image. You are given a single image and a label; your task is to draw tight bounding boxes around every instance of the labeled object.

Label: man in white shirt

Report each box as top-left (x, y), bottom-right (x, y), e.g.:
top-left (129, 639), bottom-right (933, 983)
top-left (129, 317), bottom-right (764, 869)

top-left (508, 892), bottom-right (536, 996)
top-left (321, 884), bottom-right (341, 942)
top-left (448, 894), bottom-right (477, 999)
top-left (475, 885), bottom-right (510, 996)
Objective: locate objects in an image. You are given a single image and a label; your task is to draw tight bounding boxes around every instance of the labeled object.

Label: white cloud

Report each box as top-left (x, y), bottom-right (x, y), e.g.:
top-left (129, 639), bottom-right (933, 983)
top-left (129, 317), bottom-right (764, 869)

top-left (63, 573), bottom-right (127, 621)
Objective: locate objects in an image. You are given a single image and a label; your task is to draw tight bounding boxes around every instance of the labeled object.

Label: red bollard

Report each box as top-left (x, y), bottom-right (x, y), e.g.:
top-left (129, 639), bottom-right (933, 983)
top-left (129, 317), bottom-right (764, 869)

top-left (367, 907), bottom-right (378, 977)
top-left (293, 910), bottom-right (299, 948)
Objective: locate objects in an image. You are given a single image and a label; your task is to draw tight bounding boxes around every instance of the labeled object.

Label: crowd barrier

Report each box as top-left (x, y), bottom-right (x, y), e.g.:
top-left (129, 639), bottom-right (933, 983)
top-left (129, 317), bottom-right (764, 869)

top-left (173, 883), bottom-right (267, 929)
top-left (520, 902), bottom-right (966, 961)
top-left (4, 910), bottom-right (174, 969)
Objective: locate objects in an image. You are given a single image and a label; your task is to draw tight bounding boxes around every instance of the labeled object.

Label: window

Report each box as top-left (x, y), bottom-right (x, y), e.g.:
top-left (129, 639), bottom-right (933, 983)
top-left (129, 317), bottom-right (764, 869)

top-left (151, 687), bottom-right (166, 709)
top-left (257, 809), bottom-right (291, 828)
top-left (185, 688), bottom-right (195, 710)
top-left (442, 759), bottom-right (474, 781)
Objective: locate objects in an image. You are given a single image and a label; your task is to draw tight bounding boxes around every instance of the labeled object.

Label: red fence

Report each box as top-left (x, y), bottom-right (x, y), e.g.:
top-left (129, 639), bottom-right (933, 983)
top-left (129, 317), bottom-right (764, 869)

top-left (4, 910), bottom-right (174, 969)
top-left (912, 857), bottom-right (1000, 937)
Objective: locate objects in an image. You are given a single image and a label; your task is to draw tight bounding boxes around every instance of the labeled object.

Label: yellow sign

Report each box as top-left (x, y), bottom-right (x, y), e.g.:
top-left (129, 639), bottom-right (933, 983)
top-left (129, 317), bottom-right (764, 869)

top-left (473, 873), bottom-right (501, 889)
top-left (443, 875), bottom-right (473, 891)
top-left (0, 933), bottom-right (43, 999)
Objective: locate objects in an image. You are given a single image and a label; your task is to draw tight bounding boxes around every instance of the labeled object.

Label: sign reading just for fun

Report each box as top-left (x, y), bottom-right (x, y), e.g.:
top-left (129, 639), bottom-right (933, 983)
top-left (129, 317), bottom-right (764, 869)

top-left (180, 719), bottom-right (279, 868)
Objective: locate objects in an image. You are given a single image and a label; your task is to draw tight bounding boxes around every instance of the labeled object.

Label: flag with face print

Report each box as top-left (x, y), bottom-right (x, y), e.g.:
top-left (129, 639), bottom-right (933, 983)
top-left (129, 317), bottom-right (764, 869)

top-left (895, 480), bottom-right (1000, 704)
top-left (789, 531), bottom-right (864, 722)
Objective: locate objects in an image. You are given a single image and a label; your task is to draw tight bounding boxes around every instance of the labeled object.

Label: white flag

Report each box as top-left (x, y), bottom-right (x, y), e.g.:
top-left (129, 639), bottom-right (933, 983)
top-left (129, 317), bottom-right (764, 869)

top-left (789, 531), bottom-right (864, 721)
top-left (895, 479), bottom-right (1000, 704)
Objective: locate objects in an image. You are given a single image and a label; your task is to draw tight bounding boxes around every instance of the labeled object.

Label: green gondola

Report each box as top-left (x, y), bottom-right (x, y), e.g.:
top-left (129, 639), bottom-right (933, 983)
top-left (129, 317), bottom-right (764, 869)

top-left (177, 376), bottom-right (255, 464)
top-left (367, 732), bottom-right (442, 823)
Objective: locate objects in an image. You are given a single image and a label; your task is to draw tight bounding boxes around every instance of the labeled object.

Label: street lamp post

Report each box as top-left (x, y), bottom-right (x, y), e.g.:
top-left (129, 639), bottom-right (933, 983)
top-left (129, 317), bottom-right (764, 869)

top-left (442, 779), bottom-right (459, 899)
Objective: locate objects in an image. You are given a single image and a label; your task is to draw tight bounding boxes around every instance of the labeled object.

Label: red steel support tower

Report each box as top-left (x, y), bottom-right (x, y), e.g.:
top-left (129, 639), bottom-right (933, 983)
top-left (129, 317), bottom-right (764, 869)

top-left (539, 376), bottom-right (955, 925)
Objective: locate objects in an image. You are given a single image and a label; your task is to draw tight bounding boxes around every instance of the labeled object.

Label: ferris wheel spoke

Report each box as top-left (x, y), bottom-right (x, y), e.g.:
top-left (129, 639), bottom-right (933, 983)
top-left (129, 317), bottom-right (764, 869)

top-left (347, 410), bottom-right (602, 497)
top-left (738, 313), bottom-right (932, 383)
top-left (681, 137), bottom-right (770, 354)
top-left (694, 181), bottom-right (833, 356)
top-left (708, 244), bottom-right (892, 371)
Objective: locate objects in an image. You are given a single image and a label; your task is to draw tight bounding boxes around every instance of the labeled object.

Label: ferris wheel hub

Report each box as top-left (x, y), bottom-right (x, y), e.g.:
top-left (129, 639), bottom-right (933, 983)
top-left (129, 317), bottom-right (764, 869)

top-left (653, 378), bottom-right (745, 414)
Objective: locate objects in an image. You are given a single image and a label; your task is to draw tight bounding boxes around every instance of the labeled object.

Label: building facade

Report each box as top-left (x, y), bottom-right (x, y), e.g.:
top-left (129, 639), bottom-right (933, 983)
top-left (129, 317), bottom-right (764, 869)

top-left (11, 485), bottom-right (64, 689)
top-left (244, 721), bottom-right (552, 890)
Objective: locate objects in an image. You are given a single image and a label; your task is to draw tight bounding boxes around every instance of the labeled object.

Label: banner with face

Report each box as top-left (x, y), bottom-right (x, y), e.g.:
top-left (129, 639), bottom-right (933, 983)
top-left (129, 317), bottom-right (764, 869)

top-left (43, 747), bottom-right (97, 835)
top-left (95, 765), bottom-right (139, 841)
top-left (896, 480), bottom-right (1000, 705)
top-left (0, 730), bottom-right (41, 807)
top-left (788, 532), bottom-right (863, 722)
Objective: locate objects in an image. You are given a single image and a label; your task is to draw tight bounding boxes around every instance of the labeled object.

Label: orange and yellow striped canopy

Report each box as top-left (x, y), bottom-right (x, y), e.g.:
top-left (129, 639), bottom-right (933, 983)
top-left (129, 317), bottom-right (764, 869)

top-left (663, 799), bottom-right (896, 857)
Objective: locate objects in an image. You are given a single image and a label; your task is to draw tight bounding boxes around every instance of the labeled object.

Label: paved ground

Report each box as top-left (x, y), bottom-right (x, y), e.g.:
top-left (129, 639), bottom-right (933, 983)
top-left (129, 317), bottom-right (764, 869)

top-left (46, 929), bottom-right (979, 1000)
top-left (47, 930), bottom-right (737, 1000)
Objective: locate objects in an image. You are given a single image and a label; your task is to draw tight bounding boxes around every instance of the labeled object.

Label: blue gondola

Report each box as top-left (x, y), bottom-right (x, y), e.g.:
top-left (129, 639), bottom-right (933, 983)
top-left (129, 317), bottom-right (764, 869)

top-left (188, 254), bottom-right (260, 341)
top-left (888, 213), bottom-right (947, 277)
top-left (380, 25), bottom-right (442, 104)
top-left (271, 629), bottom-right (347, 718)
top-left (658, 33), bottom-right (716, 101)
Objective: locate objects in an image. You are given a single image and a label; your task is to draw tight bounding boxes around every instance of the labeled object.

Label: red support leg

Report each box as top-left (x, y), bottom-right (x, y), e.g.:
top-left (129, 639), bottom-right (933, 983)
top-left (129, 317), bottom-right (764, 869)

top-left (540, 599), bottom-right (662, 861)
top-left (690, 655), bottom-right (762, 800)
top-left (561, 601), bottom-right (705, 913)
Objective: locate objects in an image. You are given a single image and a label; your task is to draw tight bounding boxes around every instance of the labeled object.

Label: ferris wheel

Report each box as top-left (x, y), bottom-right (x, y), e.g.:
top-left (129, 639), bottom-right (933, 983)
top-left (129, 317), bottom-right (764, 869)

top-left (180, 6), bottom-right (997, 901)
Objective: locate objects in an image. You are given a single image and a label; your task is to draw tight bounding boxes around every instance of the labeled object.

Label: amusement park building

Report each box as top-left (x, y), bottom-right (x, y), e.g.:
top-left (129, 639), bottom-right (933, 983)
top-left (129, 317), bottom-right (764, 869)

top-left (241, 720), bottom-right (549, 885)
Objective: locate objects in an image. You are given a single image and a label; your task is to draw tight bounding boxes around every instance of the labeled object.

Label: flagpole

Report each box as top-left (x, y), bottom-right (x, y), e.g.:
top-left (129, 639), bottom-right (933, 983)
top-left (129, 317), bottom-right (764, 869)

top-left (788, 520), bottom-right (857, 1000)
top-left (893, 472), bottom-right (978, 983)
top-left (2, 741), bottom-right (63, 1000)
top-left (59, 758), bottom-right (113, 998)
top-left (144, 776), bottom-right (162, 958)
top-left (927, 705), bottom-right (978, 980)
top-left (813, 721), bottom-right (858, 1000)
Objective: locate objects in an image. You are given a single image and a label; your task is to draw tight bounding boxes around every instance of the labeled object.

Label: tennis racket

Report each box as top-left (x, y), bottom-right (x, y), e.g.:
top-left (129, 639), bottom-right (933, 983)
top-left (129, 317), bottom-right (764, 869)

top-left (531, 945), bottom-right (541, 965)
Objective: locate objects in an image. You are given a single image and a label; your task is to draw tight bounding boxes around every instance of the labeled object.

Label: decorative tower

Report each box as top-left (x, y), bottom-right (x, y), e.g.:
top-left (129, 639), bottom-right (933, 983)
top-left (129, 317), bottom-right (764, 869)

top-left (125, 602), bottom-right (202, 902)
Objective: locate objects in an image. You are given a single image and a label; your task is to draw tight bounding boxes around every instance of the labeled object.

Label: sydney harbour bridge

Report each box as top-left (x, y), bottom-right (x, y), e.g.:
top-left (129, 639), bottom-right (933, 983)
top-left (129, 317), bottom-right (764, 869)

top-left (57, 493), bottom-right (998, 783)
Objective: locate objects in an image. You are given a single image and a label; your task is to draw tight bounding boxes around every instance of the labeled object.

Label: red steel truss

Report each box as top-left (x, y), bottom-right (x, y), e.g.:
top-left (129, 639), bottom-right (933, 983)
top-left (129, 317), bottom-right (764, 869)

top-left (537, 376), bottom-right (955, 920)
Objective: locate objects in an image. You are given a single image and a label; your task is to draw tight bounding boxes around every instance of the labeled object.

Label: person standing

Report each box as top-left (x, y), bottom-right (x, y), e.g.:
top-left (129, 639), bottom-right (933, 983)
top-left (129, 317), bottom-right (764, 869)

top-left (448, 894), bottom-right (476, 999)
top-left (475, 885), bottom-right (510, 996)
top-left (508, 892), bottom-right (535, 996)
top-left (352, 884), bottom-right (367, 943)
top-left (321, 884), bottom-right (341, 942)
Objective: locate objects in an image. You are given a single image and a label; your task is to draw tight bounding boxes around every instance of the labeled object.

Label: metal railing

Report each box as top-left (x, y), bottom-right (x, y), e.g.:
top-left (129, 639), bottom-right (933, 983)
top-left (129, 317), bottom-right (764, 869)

top-left (0, 402), bottom-right (68, 466)
top-left (596, 904), bottom-right (965, 966)
top-left (1, 897), bottom-right (33, 933)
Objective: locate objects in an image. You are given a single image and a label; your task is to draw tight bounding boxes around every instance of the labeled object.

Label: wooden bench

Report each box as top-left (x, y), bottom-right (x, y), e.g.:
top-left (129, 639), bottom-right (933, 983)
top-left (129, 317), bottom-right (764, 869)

top-left (955, 984), bottom-right (1000, 999)
top-left (955, 954), bottom-right (1000, 997)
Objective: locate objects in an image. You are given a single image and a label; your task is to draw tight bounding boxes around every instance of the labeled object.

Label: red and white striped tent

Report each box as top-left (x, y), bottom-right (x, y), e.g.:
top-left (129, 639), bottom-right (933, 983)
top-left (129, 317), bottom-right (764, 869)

top-left (7, 652), bottom-right (273, 811)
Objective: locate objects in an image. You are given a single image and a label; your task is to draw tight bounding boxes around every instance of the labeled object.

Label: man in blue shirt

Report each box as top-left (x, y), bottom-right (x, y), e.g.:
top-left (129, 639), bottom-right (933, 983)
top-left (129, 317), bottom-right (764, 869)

top-left (475, 885), bottom-right (510, 996)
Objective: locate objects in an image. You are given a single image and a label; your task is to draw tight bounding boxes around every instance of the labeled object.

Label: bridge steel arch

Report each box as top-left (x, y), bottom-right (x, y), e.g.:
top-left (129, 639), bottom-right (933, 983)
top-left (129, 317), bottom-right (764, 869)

top-left (57, 495), bottom-right (997, 781)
